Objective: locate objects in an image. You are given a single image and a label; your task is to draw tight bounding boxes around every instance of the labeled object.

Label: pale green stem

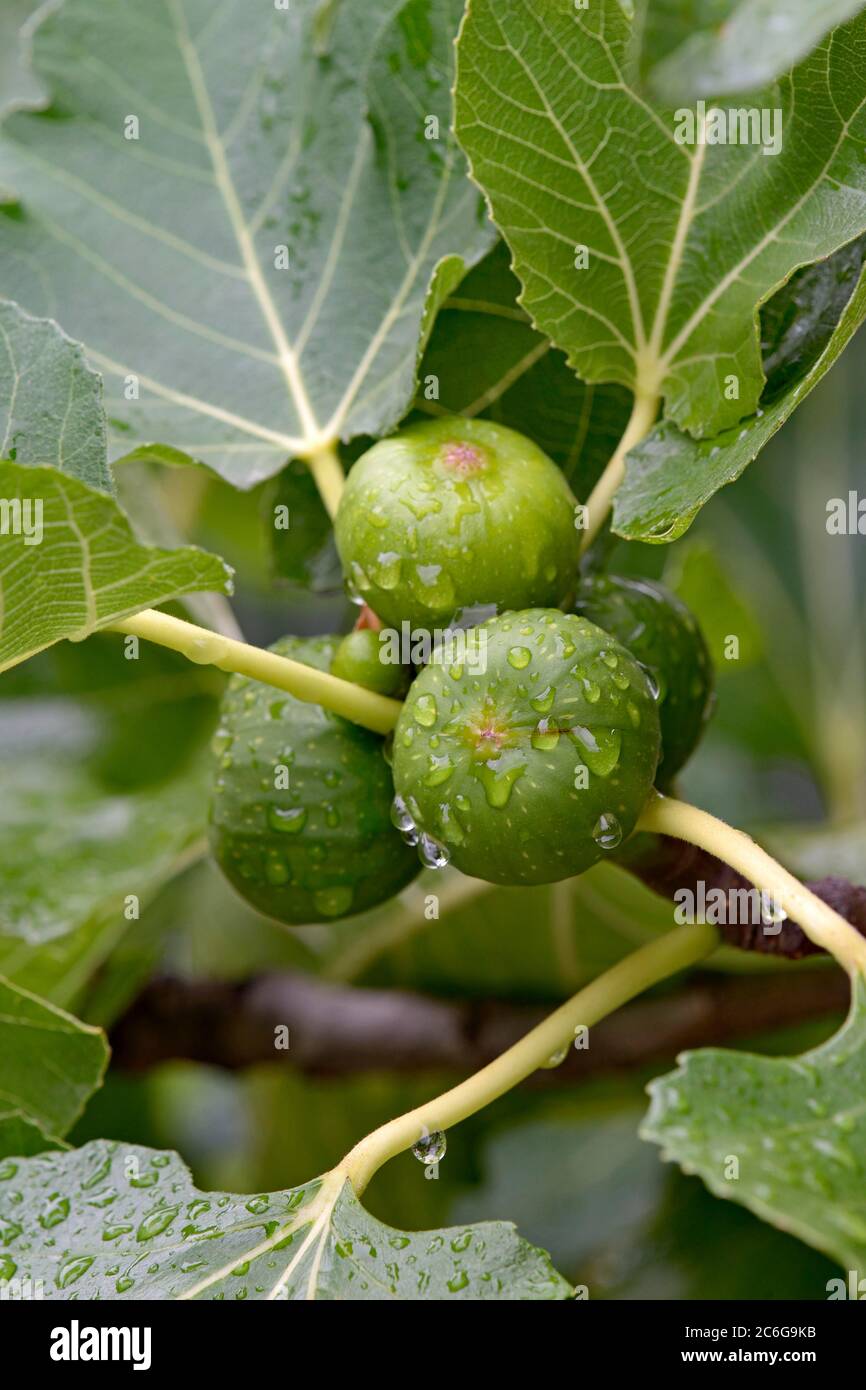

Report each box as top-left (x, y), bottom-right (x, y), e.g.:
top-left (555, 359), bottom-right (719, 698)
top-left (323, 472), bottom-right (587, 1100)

top-left (638, 792), bottom-right (866, 977)
top-left (579, 390), bottom-right (659, 554)
top-left (305, 441), bottom-right (345, 520)
top-left (107, 608), bottom-right (400, 735)
top-left (340, 921), bottom-right (718, 1194)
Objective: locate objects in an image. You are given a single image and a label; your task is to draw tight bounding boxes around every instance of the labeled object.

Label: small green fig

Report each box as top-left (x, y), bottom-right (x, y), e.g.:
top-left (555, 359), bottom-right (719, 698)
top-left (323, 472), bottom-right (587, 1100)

top-left (392, 609), bottom-right (661, 886)
top-left (334, 417), bottom-right (580, 632)
top-left (574, 574), bottom-right (714, 785)
top-left (330, 628), bottom-right (407, 696)
top-left (209, 636), bottom-right (418, 923)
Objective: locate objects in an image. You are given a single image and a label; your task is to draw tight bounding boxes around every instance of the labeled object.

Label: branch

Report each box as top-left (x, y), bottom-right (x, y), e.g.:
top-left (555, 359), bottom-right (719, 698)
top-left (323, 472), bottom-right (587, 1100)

top-left (110, 966), bottom-right (848, 1078)
top-left (623, 826), bottom-right (866, 960)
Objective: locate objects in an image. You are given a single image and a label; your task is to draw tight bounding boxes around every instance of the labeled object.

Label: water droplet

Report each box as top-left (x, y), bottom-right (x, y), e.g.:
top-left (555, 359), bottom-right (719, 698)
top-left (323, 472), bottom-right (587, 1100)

top-left (373, 551), bottom-right (402, 589)
top-left (418, 833), bottom-right (450, 869)
top-left (531, 721), bottom-right (560, 751)
top-left (472, 754), bottom-right (526, 807)
top-left (592, 812), bottom-right (623, 849)
top-left (210, 725), bottom-right (233, 756)
top-left (413, 693), bottom-right (438, 727)
top-left (529, 685), bottom-right (555, 714)
top-left (268, 806), bottom-right (307, 834)
top-left (507, 645), bottom-right (532, 670)
top-left (582, 678), bottom-right (601, 703)
top-left (115, 1275), bottom-right (135, 1294)
top-left (570, 726), bottom-right (622, 776)
top-left (314, 885), bottom-right (354, 917)
top-left (540, 1043), bottom-right (569, 1069)
top-left (761, 896), bottom-right (788, 925)
top-left (424, 754), bottom-right (454, 787)
top-left (102, 1220), bottom-right (134, 1242)
top-left (391, 794), bottom-right (420, 844)
top-left (137, 1204), bottom-right (180, 1241)
top-left (447, 1269), bottom-right (470, 1292)
top-left (639, 663), bottom-right (661, 699)
top-left (246, 1195), bottom-right (270, 1214)
top-left (414, 564), bottom-right (455, 610)
top-left (412, 1131), bottom-right (447, 1164)
top-left (264, 854), bottom-right (290, 886)
top-left (601, 651), bottom-right (618, 669)
top-left (39, 1195), bottom-right (70, 1229)
top-left (55, 1256), bottom-right (94, 1284)
top-left (0, 1256), bottom-right (17, 1280)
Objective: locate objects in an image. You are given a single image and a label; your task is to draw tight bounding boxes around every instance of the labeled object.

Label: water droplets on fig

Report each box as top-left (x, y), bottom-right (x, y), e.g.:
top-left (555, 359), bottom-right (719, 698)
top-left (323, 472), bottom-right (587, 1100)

top-left (531, 720), bottom-right (559, 751)
top-left (592, 812), bottom-right (623, 850)
top-left (391, 794), bottom-right (420, 845)
top-left (530, 685), bottom-right (555, 714)
top-left (413, 693), bottom-right (438, 727)
top-left (314, 886), bottom-right (354, 917)
top-left (418, 832), bottom-right (450, 869)
top-left (268, 806), bottom-right (307, 835)
top-left (472, 754), bottom-right (526, 808)
top-left (373, 551), bottom-right (402, 589)
top-left (639, 663), bottom-right (661, 700)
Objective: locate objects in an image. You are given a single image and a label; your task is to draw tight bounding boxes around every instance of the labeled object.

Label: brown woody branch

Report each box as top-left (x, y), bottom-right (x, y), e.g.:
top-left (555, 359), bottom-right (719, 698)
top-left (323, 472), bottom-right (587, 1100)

top-left (110, 967), bottom-right (848, 1078)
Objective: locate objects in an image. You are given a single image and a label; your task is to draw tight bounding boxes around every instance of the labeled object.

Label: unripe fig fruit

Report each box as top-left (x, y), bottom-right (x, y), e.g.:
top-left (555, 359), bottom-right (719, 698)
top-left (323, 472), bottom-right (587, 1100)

top-left (209, 636), bottom-right (419, 923)
top-left (331, 628), bottom-right (407, 696)
top-left (392, 609), bottom-right (661, 886)
top-left (334, 417), bottom-right (580, 632)
top-left (574, 574), bottom-right (714, 785)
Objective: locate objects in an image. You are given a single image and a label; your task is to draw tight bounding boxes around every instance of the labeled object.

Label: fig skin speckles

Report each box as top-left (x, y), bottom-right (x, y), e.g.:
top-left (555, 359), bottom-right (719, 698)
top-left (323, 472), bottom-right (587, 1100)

top-left (334, 417), bottom-right (580, 632)
top-left (209, 635), bottom-right (418, 924)
top-left (574, 574), bottom-right (714, 786)
top-left (392, 609), bottom-right (661, 887)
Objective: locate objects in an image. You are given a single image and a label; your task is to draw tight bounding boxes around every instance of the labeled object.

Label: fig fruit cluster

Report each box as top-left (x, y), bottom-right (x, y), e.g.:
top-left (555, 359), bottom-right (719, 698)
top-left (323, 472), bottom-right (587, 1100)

top-left (209, 418), bottom-right (715, 923)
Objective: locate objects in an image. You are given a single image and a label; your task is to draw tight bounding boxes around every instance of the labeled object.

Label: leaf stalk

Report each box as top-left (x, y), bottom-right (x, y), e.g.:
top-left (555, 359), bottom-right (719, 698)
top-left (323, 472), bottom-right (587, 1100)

top-left (580, 389), bottom-right (659, 553)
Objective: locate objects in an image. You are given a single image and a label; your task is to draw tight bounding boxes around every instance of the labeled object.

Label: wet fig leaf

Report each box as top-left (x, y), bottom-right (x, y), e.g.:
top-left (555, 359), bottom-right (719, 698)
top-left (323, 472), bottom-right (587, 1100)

top-left (642, 975), bottom-right (866, 1272)
top-left (642, 0), bottom-right (866, 102)
top-left (0, 642), bottom-right (217, 947)
top-left (455, 1), bottom-right (866, 439)
top-left (416, 241), bottom-right (631, 499)
top-left (0, 299), bottom-right (111, 492)
top-left (0, 1), bottom-right (43, 114)
top-left (0, 461), bottom-right (232, 672)
top-left (0, 0), bottom-right (492, 487)
top-left (613, 237), bottom-right (866, 540)
top-left (0, 977), bottom-right (107, 1158)
top-left (0, 1141), bottom-right (572, 1300)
